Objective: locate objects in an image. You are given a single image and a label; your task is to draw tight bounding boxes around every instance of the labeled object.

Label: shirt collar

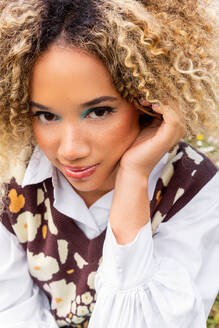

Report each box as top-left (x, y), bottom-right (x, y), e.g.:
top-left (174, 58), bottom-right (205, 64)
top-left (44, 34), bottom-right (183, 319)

top-left (22, 146), bottom-right (53, 187)
top-left (22, 146), bottom-right (168, 228)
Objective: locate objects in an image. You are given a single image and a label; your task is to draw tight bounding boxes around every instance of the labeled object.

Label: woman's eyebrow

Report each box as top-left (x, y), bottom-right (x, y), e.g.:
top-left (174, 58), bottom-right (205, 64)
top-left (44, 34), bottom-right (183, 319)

top-left (79, 96), bottom-right (118, 108)
top-left (30, 96), bottom-right (118, 112)
top-left (30, 101), bottom-right (51, 111)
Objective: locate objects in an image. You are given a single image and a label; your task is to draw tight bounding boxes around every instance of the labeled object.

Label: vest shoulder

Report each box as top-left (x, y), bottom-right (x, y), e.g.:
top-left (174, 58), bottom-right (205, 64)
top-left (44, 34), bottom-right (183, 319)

top-left (151, 142), bottom-right (217, 232)
top-left (170, 141), bottom-right (218, 174)
top-left (4, 176), bottom-right (52, 216)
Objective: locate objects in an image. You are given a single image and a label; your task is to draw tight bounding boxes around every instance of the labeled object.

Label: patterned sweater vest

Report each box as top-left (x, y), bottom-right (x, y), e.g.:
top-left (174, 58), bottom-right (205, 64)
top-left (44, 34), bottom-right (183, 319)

top-left (1, 141), bottom-right (218, 327)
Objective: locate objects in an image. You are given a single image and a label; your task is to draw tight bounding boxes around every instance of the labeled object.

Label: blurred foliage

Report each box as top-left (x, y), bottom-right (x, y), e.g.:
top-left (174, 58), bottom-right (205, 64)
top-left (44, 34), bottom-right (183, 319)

top-left (207, 294), bottom-right (219, 328)
top-left (186, 134), bottom-right (219, 168)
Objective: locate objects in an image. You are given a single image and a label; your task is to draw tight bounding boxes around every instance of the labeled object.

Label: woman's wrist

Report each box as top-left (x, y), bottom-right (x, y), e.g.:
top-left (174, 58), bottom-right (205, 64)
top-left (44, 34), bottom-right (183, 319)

top-left (109, 167), bottom-right (150, 245)
top-left (116, 165), bottom-right (150, 184)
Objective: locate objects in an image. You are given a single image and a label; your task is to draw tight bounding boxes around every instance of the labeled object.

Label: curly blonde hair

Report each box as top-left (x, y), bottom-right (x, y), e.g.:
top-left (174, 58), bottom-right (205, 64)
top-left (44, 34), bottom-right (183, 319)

top-left (0, 0), bottom-right (218, 207)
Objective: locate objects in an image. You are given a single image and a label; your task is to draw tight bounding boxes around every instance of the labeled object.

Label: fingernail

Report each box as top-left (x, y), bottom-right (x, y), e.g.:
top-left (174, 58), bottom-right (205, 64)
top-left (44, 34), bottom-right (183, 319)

top-left (152, 103), bottom-right (160, 108)
top-left (139, 98), bottom-right (151, 106)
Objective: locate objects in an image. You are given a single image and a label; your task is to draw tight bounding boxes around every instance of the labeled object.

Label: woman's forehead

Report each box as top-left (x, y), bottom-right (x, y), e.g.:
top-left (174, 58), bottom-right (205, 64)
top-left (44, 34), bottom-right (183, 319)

top-left (30, 45), bottom-right (121, 105)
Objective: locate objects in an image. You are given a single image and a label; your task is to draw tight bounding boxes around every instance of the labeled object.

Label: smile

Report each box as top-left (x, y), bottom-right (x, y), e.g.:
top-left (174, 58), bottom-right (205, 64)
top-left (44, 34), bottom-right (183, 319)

top-left (63, 164), bottom-right (99, 180)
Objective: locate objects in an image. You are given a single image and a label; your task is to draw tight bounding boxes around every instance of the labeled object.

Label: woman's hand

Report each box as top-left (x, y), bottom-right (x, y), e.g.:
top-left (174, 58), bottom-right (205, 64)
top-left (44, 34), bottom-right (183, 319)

top-left (119, 100), bottom-right (187, 177)
top-left (109, 101), bottom-right (186, 244)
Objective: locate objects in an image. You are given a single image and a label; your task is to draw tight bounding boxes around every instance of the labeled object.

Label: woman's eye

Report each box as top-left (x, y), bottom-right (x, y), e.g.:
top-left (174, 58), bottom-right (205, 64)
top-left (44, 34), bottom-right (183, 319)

top-left (85, 107), bottom-right (116, 119)
top-left (32, 111), bottom-right (61, 123)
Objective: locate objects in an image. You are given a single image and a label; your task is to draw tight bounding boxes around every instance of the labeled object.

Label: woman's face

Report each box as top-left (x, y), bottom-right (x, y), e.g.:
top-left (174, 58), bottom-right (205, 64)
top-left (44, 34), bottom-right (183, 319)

top-left (30, 45), bottom-right (141, 203)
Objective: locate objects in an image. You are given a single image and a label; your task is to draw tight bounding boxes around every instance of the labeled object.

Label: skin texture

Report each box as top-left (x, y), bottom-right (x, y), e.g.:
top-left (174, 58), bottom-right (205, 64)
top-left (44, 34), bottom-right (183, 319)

top-left (30, 45), bottom-right (142, 207)
top-left (109, 101), bottom-right (186, 244)
top-left (30, 44), bottom-right (186, 244)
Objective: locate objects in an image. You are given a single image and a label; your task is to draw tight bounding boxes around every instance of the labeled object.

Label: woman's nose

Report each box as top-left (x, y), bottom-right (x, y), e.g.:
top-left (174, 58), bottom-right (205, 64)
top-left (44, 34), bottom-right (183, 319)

top-left (57, 126), bottom-right (90, 162)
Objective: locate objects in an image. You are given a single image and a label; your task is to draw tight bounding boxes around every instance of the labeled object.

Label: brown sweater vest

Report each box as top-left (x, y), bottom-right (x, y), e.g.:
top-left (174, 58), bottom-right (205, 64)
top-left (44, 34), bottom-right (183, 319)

top-left (1, 141), bottom-right (218, 327)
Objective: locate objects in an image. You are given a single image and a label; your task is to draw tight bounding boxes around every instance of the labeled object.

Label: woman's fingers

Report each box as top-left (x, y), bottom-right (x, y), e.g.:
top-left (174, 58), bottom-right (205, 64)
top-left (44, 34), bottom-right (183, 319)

top-left (139, 99), bottom-right (152, 107)
top-left (120, 101), bottom-right (187, 176)
top-left (139, 98), bottom-right (187, 139)
top-left (151, 102), bottom-right (187, 148)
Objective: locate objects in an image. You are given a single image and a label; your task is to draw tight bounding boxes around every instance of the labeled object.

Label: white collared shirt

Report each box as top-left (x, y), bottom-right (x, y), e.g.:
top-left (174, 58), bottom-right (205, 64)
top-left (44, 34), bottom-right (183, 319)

top-left (0, 146), bottom-right (219, 328)
top-left (22, 146), bottom-right (168, 239)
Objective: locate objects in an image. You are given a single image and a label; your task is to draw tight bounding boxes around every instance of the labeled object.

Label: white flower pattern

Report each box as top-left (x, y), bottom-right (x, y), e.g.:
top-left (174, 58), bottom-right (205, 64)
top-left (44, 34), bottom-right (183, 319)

top-left (27, 250), bottom-right (59, 281)
top-left (12, 211), bottom-right (41, 243)
top-left (57, 239), bottom-right (68, 264)
top-left (72, 315), bottom-right (84, 324)
top-left (56, 319), bottom-right (67, 327)
top-left (82, 291), bottom-right (93, 305)
top-left (87, 271), bottom-right (96, 290)
top-left (71, 301), bottom-right (77, 314)
top-left (173, 188), bottom-right (185, 204)
top-left (44, 279), bottom-right (76, 318)
top-left (44, 198), bottom-right (58, 235)
top-left (151, 211), bottom-right (166, 234)
top-left (185, 145), bottom-right (204, 164)
top-left (37, 188), bottom-right (44, 205)
top-left (74, 252), bottom-right (88, 269)
top-left (90, 302), bottom-right (95, 313)
top-left (77, 305), bottom-right (89, 317)
top-left (76, 295), bottom-right (81, 304)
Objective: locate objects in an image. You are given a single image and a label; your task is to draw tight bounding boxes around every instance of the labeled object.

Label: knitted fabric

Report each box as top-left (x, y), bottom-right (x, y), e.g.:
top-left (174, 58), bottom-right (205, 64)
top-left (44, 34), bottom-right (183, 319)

top-left (1, 141), bottom-right (217, 327)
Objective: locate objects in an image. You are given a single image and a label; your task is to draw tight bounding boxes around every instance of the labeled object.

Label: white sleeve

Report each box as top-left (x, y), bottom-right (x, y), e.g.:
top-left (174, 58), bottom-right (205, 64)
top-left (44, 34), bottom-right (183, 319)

top-left (88, 172), bottom-right (219, 328)
top-left (0, 222), bottom-right (58, 328)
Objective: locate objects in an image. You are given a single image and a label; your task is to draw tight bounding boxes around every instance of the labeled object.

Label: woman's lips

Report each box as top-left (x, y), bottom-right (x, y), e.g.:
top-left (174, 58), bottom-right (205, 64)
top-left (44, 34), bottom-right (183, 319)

top-left (63, 164), bottom-right (99, 180)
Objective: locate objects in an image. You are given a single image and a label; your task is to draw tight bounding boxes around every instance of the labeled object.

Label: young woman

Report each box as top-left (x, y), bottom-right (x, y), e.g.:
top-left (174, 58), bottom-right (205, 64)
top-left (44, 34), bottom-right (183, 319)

top-left (0, 0), bottom-right (218, 327)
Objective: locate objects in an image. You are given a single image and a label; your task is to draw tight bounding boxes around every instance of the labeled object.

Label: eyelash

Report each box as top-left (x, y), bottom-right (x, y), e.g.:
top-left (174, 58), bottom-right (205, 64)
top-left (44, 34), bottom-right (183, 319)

top-left (81, 106), bottom-right (116, 119)
top-left (32, 111), bottom-right (61, 123)
top-left (32, 106), bottom-right (117, 123)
